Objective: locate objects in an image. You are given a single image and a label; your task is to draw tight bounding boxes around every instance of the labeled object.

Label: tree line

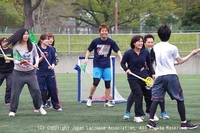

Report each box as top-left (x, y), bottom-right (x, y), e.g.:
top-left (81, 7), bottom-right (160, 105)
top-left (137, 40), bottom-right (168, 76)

top-left (0, 0), bottom-right (200, 33)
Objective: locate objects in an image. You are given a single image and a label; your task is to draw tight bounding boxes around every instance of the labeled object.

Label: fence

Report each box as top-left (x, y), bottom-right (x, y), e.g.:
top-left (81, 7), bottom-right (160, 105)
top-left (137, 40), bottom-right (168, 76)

top-left (1, 33), bottom-right (200, 55)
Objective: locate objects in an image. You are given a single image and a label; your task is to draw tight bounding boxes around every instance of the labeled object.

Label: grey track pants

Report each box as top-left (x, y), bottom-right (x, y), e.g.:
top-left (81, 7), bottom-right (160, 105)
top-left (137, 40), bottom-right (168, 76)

top-left (10, 69), bottom-right (43, 113)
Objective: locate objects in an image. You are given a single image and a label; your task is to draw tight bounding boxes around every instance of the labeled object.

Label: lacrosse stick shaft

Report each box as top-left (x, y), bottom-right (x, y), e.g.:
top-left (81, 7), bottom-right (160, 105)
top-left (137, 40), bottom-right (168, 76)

top-left (0, 47), bottom-right (6, 56)
top-left (129, 72), bottom-right (144, 80)
top-left (36, 45), bottom-right (51, 67)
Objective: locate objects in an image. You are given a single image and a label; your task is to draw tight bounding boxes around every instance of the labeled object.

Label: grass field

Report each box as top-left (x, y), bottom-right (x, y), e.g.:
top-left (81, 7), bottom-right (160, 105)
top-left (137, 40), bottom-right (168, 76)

top-left (0, 74), bottom-right (200, 133)
top-left (1, 33), bottom-right (199, 55)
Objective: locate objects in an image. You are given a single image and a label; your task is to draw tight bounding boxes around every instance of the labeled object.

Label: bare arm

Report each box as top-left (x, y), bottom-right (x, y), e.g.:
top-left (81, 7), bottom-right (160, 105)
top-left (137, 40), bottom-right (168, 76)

top-left (117, 50), bottom-right (122, 62)
top-left (83, 50), bottom-right (91, 64)
top-left (176, 49), bottom-right (199, 64)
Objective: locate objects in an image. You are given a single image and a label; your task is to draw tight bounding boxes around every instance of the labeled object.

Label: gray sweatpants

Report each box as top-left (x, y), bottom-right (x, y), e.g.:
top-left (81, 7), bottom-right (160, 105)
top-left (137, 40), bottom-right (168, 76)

top-left (10, 69), bottom-right (43, 113)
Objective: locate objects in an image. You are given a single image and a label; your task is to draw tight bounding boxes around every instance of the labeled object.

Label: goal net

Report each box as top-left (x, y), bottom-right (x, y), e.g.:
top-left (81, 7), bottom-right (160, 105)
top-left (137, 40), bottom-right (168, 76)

top-left (74, 56), bottom-right (126, 104)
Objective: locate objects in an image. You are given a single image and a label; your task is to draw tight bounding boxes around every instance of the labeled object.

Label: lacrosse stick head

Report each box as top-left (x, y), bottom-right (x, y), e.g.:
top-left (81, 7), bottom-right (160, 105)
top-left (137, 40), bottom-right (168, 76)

top-left (145, 77), bottom-right (154, 90)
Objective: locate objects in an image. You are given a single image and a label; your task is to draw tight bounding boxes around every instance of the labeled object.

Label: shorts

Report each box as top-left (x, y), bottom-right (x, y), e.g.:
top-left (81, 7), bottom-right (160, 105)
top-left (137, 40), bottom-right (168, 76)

top-left (93, 67), bottom-right (111, 81)
top-left (151, 74), bottom-right (184, 102)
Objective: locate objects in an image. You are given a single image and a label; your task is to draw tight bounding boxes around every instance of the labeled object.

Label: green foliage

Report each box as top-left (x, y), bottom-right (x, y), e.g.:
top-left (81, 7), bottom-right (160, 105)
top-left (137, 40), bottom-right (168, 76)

top-left (0, 1), bottom-right (23, 28)
top-left (182, 1), bottom-right (200, 29)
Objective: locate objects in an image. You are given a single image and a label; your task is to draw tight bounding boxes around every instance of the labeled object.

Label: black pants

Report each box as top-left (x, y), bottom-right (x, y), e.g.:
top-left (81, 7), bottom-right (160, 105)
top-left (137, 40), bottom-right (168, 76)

top-left (0, 72), bottom-right (12, 104)
top-left (126, 79), bottom-right (148, 116)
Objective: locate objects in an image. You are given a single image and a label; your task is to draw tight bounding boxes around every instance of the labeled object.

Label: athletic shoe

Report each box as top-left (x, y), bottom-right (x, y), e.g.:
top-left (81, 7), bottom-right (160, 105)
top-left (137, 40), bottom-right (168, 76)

top-left (56, 108), bottom-right (62, 112)
top-left (6, 103), bottom-right (10, 106)
top-left (134, 117), bottom-right (143, 123)
top-left (8, 112), bottom-right (15, 117)
top-left (33, 108), bottom-right (39, 113)
top-left (46, 100), bottom-right (52, 108)
top-left (147, 120), bottom-right (157, 129)
top-left (123, 111), bottom-right (130, 120)
top-left (86, 98), bottom-right (92, 107)
top-left (146, 113), bottom-right (159, 121)
top-left (154, 114), bottom-right (159, 121)
top-left (180, 120), bottom-right (198, 130)
top-left (39, 106), bottom-right (47, 115)
top-left (104, 102), bottom-right (114, 107)
top-left (160, 111), bottom-right (170, 119)
top-left (43, 104), bottom-right (52, 109)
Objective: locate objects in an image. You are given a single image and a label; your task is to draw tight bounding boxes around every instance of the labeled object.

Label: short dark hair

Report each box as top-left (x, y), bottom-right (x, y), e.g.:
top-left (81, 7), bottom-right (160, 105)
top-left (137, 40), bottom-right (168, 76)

top-left (130, 35), bottom-right (143, 49)
top-left (0, 37), bottom-right (7, 46)
top-left (37, 34), bottom-right (48, 46)
top-left (144, 34), bottom-right (154, 43)
top-left (98, 24), bottom-right (109, 33)
top-left (157, 24), bottom-right (171, 41)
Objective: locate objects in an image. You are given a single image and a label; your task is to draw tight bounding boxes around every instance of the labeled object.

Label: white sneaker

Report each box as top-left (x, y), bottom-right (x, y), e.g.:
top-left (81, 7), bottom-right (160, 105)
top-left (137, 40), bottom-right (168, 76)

top-left (134, 117), bottom-right (143, 123)
top-left (8, 112), bottom-right (15, 117)
top-left (56, 108), bottom-right (62, 112)
top-left (154, 114), bottom-right (159, 121)
top-left (146, 113), bottom-right (159, 121)
top-left (86, 98), bottom-right (92, 107)
top-left (33, 108), bottom-right (39, 113)
top-left (104, 102), bottom-right (114, 107)
top-left (39, 106), bottom-right (47, 115)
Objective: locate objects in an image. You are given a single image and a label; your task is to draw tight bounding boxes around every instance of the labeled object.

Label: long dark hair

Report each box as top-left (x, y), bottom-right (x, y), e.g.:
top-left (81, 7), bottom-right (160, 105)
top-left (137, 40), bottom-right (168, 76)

top-left (6, 27), bottom-right (33, 52)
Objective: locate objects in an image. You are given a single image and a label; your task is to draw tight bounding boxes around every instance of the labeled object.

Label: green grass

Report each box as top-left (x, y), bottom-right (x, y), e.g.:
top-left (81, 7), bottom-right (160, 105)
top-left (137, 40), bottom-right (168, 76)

top-left (0, 74), bottom-right (200, 133)
top-left (1, 33), bottom-right (199, 55)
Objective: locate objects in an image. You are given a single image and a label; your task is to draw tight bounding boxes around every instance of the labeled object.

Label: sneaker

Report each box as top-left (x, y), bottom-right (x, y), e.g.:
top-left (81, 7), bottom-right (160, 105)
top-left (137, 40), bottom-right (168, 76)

top-left (86, 98), bottom-right (92, 107)
top-left (56, 108), bottom-right (62, 112)
top-left (134, 117), bottom-right (143, 123)
top-left (39, 106), bottom-right (47, 115)
top-left (147, 120), bottom-right (158, 129)
top-left (8, 112), bottom-right (15, 117)
top-left (104, 102), bottom-right (114, 107)
top-left (160, 111), bottom-right (170, 119)
top-left (33, 108), bottom-right (39, 113)
top-left (6, 103), bottom-right (10, 106)
top-left (154, 114), bottom-right (159, 121)
top-left (180, 120), bottom-right (198, 130)
top-left (43, 104), bottom-right (52, 109)
top-left (146, 113), bottom-right (159, 121)
top-left (46, 100), bottom-right (52, 108)
top-left (123, 111), bottom-right (130, 120)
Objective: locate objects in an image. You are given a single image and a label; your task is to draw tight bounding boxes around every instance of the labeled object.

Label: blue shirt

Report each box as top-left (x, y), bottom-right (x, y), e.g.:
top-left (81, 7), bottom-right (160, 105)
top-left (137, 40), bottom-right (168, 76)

top-left (37, 46), bottom-right (56, 76)
top-left (88, 37), bottom-right (120, 68)
top-left (121, 49), bottom-right (155, 80)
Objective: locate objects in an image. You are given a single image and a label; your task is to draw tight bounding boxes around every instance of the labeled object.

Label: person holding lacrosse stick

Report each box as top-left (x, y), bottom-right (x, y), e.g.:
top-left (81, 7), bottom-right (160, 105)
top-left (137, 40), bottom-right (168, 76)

top-left (146, 24), bottom-right (198, 130)
top-left (42, 32), bottom-right (59, 109)
top-left (0, 37), bottom-right (14, 106)
top-left (3, 27), bottom-right (46, 117)
top-left (144, 34), bottom-right (170, 120)
top-left (121, 35), bottom-right (157, 123)
top-left (36, 34), bottom-right (62, 112)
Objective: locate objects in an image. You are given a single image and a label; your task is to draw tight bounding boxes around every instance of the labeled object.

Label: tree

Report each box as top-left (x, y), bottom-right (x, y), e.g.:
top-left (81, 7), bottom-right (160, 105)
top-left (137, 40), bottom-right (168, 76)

top-left (58, 0), bottom-right (183, 33)
top-left (182, 1), bottom-right (200, 30)
top-left (23, 0), bottom-right (43, 29)
top-left (0, 1), bottom-right (23, 30)
top-left (59, 0), bottom-right (142, 28)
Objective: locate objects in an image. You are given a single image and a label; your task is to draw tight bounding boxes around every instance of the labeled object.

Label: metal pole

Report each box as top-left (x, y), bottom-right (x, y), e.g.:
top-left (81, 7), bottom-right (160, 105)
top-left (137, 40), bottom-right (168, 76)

top-left (115, 0), bottom-right (118, 34)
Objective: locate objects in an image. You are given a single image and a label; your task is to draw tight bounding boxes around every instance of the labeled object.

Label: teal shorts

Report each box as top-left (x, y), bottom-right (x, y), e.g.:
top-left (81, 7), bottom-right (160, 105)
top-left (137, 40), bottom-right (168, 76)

top-left (93, 67), bottom-right (111, 81)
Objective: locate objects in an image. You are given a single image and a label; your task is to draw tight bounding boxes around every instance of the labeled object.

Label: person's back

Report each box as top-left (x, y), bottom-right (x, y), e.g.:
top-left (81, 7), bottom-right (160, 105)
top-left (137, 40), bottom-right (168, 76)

top-left (146, 24), bottom-right (198, 130)
top-left (154, 42), bottom-right (178, 76)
